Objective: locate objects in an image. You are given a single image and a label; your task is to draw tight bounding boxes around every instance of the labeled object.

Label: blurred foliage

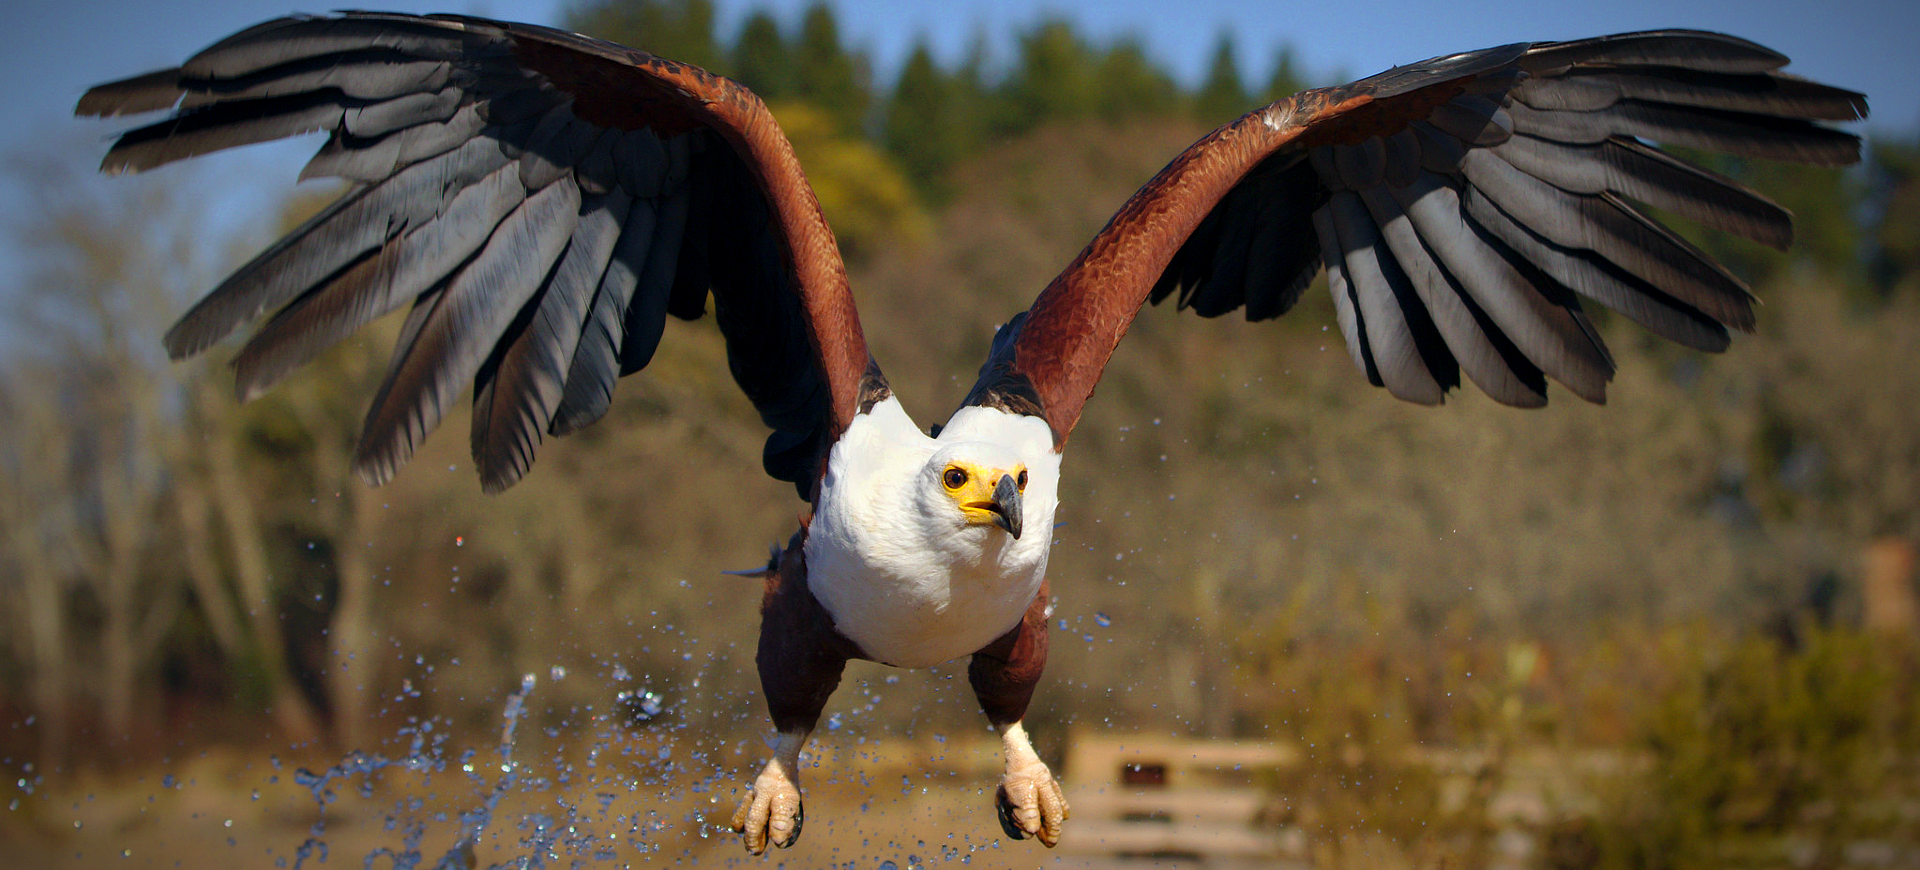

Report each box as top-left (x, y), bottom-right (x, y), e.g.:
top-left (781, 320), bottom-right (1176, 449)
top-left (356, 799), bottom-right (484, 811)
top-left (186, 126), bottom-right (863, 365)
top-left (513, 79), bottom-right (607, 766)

top-left (1196, 32), bottom-right (1251, 125)
top-left (1231, 591), bottom-right (1918, 868)
top-left (1866, 137), bottom-right (1920, 296)
top-left (789, 2), bottom-right (871, 136)
top-left (769, 101), bottom-right (929, 261)
top-left (729, 10), bottom-right (794, 101)
top-left (1262, 45), bottom-right (1312, 104)
top-left (4, 2), bottom-right (1918, 866)
top-left (564, 0), bottom-right (719, 71)
top-left (1566, 625), bottom-right (1917, 870)
top-left (884, 41), bottom-right (969, 204)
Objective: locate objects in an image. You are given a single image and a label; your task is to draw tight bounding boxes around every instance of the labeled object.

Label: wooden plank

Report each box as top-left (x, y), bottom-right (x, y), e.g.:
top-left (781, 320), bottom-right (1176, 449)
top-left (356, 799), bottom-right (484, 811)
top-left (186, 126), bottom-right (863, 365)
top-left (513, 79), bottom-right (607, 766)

top-left (1065, 786), bottom-right (1267, 822)
top-left (1057, 820), bottom-right (1287, 857)
top-left (1066, 733), bottom-right (1303, 790)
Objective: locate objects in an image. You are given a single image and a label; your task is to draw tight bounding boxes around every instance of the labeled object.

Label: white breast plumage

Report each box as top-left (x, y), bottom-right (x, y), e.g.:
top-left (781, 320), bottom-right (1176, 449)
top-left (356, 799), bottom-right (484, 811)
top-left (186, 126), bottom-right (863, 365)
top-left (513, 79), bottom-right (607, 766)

top-left (804, 398), bottom-right (1061, 668)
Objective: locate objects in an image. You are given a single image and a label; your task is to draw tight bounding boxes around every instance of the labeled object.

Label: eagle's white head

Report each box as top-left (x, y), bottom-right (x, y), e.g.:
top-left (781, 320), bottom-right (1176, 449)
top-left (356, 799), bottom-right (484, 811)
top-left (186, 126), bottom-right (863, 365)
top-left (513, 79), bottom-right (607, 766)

top-left (921, 441), bottom-right (1030, 540)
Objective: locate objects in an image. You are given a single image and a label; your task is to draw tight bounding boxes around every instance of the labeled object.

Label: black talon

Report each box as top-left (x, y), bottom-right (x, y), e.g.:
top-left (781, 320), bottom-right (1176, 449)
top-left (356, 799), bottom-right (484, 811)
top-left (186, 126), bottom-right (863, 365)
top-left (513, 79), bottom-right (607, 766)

top-left (995, 786), bottom-right (1027, 840)
top-left (774, 800), bottom-right (804, 848)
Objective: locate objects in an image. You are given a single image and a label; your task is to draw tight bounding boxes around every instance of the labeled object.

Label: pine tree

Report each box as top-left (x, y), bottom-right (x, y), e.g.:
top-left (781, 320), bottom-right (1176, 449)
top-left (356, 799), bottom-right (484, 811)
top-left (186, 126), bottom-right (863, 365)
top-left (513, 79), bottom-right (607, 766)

top-left (1866, 135), bottom-right (1920, 296)
top-left (731, 10), bottom-right (793, 101)
top-left (885, 41), bottom-right (964, 203)
top-left (1004, 20), bottom-right (1099, 132)
top-left (564, 0), bottom-right (720, 73)
top-left (1094, 39), bottom-right (1179, 122)
top-left (1261, 45), bottom-right (1309, 104)
top-left (1196, 33), bottom-right (1249, 123)
top-left (792, 2), bottom-right (871, 135)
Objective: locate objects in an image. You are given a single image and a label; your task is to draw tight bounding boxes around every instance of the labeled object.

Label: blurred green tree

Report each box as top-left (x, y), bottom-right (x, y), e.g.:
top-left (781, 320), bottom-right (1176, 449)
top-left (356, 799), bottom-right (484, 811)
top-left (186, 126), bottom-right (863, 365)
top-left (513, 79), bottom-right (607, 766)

top-left (1093, 38), bottom-right (1181, 122)
top-left (885, 41), bottom-right (967, 204)
top-left (1195, 32), bottom-right (1250, 124)
top-left (564, 0), bottom-right (721, 72)
top-left (1002, 20), bottom-right (1101, 132)
top-left (730, 9), bottom-right (793, 100)
top-left (1261, 45), bottom-right (1310, 103)
top-left (791, 2), bottom-right (871, 135)
top-left (1865, 133), bottom-right (1920, 296)
top-left (775, 101), bottom-right (928, 261)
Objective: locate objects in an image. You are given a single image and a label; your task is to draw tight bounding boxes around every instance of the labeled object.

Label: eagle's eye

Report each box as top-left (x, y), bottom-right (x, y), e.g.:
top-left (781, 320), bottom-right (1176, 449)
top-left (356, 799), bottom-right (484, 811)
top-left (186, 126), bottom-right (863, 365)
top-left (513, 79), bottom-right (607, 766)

top-left (942, 466), bottom-right (968, 490)
top-left (1017, 469), bottom-right (1029, 491)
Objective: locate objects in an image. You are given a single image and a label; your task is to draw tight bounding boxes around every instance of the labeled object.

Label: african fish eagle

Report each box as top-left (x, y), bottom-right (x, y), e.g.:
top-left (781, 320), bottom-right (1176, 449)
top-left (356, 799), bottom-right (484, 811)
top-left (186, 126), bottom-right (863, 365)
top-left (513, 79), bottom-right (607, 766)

top-left (79, 13), bottom-right (1865, 852)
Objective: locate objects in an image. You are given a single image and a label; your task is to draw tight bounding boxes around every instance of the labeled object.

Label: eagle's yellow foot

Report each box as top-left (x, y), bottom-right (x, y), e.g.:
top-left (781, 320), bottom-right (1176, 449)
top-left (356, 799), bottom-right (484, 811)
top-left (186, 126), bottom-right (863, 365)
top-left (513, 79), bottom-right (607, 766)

top-left (730, 732), bottom-right (807, 853)
top-left (994, 721), bottom-right (1068, 846)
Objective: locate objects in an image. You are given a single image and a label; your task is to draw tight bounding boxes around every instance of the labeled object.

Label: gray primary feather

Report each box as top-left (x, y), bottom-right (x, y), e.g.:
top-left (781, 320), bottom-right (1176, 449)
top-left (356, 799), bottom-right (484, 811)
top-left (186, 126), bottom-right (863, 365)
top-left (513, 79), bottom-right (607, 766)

top-left (354, 175), bottom-right (582, 484)
top-left (102, 92), bottom-right (346, 173)
top-left (1519, 31), bottom-right (1788, 74)
top-left (1327, 191), bottom-right (1444, 404)
top-left (611, 179), bottom-right (691, 375)
top-left (1460, 188), bottom-right (1731, 353)
top-left (179, 53), bottom-right (454, 106)
top-left (231, 163), bottom-right (529, 399)
top-left (1515, 68), bottom-right (1866, 121)
top-left (1311, 206), bottom-right (1377, 385)
top-left (1363, 183), bottom-right (1531, 405)
top-left (1458, 148), bottom-right (1754, 327)
top-left (75, 69), bottom-right (184, 117)
top-left (1392, 171), bottom-right (1611, 403)
top-left (166, 135), bottom-right (514, 359)
top-left (472, 191), bottom-right (634, 492)
top-left (1505, 100), bottom-right (1859, 165)
top-left (550, 193), bottom-right (665, 436)
top-left (1489, 135), bottom-right (1791, 250)
top-left (178, 15), bottom-right (480, 80)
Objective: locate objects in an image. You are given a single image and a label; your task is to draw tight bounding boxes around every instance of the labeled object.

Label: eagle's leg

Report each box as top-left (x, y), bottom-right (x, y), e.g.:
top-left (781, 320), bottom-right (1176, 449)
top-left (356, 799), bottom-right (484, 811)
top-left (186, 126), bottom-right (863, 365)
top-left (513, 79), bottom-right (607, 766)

top-left (730, 539), bottom-right (852, 854)
top-left (968, 581), bottom-right (1068, 847)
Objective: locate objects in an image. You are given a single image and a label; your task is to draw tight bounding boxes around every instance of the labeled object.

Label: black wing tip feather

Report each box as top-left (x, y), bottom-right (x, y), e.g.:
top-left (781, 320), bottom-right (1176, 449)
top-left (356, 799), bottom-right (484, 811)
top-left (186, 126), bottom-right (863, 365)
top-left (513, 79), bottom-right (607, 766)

top-left (77, 68), bottom-right (186, 118)
top-left (1522, 30), bottom-right (1791, 74)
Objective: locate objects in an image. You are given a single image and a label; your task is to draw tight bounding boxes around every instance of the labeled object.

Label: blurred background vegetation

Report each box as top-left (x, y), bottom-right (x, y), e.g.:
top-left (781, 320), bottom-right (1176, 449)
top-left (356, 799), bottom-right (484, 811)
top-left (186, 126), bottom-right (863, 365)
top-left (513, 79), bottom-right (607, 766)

top-left (2, 1), bottom-right (1917, 867)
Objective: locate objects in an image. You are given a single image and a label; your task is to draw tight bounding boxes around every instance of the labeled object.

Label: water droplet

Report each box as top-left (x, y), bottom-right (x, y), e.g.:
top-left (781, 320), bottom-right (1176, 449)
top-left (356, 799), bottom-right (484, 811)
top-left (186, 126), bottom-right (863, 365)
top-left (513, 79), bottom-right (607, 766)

top-left (1093, 612), bottom-right (1112, 627)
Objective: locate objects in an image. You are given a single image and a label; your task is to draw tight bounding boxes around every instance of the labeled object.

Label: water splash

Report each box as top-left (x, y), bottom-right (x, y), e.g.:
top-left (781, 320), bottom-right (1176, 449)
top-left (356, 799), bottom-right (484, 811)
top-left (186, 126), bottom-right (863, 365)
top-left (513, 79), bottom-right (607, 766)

top-left (290, 674), bottom-right (540, 870)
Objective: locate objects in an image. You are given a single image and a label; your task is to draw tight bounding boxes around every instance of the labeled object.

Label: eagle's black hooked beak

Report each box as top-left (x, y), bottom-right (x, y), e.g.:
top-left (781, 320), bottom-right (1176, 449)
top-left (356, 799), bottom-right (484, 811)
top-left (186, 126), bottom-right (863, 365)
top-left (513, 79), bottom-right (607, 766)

top-left (988, 473), bottom-right (1023, 539)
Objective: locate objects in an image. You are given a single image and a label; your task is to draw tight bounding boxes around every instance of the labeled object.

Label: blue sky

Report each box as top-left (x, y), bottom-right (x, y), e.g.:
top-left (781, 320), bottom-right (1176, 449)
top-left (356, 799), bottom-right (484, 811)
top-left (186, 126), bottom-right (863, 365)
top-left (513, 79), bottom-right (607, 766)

top-left (3, 0), bottom-right (1911, 337)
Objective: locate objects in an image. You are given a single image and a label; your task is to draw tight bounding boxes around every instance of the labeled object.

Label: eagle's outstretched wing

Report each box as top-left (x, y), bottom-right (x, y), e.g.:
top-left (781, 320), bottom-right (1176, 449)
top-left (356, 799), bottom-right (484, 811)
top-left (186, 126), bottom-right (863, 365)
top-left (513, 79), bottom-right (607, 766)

top-left (965, 31), bottom-right (1866, 444)
top-left (80, 12), bottom-right (878, 495)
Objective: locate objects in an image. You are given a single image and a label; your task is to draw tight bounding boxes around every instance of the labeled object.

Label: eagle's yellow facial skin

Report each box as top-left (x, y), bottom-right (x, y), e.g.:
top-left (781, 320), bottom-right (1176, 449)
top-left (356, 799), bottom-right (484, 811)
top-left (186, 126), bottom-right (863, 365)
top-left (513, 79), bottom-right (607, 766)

top-left (941, 460), bottom-right (1027, 528)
